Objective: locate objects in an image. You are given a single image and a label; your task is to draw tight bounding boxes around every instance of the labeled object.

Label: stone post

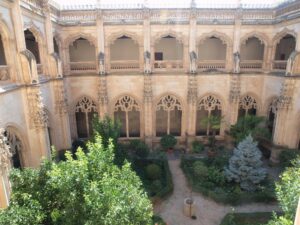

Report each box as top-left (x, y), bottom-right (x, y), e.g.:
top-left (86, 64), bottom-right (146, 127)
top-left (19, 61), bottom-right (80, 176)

top-left (144, 74), bottom-right (153, 148)
top-left (98, 75), bottom-right (109, 117)
top-left (96, 10), bottom-right (106, 75)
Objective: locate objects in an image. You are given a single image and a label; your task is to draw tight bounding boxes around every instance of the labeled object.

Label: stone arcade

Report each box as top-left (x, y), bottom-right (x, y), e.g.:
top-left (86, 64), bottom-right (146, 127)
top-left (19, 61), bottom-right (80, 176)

top-left (1, 0), bottom-right (300, 208)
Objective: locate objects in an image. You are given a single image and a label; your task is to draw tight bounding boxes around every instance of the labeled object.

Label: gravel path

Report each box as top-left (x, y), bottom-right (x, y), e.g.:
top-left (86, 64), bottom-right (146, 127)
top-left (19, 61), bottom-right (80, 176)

top-left (155, 159), bottom-right (280, 225)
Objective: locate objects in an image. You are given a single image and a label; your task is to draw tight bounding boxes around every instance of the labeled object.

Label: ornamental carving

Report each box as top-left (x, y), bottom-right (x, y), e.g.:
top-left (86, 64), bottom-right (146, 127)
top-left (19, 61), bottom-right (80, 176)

top-left (269, 97), bottom-right (279, 114)
top-left (156, 95), bottom-right (182, 111)
top-left (277, 79), bottom-right (295, 109)
top-left (114, 96), bottom-right (140, 112)
top-left (98, 76), bottom-right (108, 106)
top-left (144, 75), bottom-right (153, 103)
top-left (54, 81), bottom-right (68, 115)
top-left (187, 75), bottom-right (197, 104)
top-left (76, 97), bottom-right (98, 113)
top-left (27, 88), bottom-right (48, 129)
top-left (239, 95), bottom-right (258, 110)
top-left (0, 128), bottom-right (11, 172)
top-left (0, 66), bottom-right (10, 81)
top-left (197, 95), bottom-right (222, 111)
top-left (229, 75), bottom-right (241, 102)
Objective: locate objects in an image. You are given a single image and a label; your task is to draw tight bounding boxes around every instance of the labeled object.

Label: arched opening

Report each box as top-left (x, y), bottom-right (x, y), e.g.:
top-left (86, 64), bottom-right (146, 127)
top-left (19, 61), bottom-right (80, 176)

top-left (113, 96), bottom-right (141, 138)
top-left (69, 38), bottom-right (96, 72)
top-left (196, 95), bottom-right (222, 136)
top-left (4, 128), bottom-right (24, 169)
top-left (156, 95), bottom-right (182, 137)
top-left (274, 34), bottom-right (296, 70)
top-left (24, 29), bottom-right (40, 63)
top-left (240, 37), bottom-right (265, 70)
top-left (0, 34), bottom-right (9, 82)
top-left (75, 97), bottom-right (98, 138)
top-left (110, 35), bottom-right (140, 70)
top-left (53, 38), bottom-right (59, 56)
top-left (238, 95), bottom-right (258, 118)
top-left (198, 36), bottom-right (227, 71)
top-left (154, 35), bottom-right (183, 70)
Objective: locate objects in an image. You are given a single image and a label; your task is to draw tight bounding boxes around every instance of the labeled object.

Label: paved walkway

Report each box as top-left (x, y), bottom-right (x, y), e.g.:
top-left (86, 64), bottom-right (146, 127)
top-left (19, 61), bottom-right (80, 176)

top-left (154, 159), bottom-right (280, 225)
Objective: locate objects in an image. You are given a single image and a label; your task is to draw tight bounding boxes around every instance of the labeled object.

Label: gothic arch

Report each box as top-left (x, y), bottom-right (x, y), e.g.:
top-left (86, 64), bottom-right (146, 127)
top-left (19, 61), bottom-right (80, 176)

top-left (197, 30), bottom-right (232, 47)
top-left (64, 33), bottom-right (97, 47)
top-left (154, 92), bottom-right (184, 110)
top-left (272, 28), bottom-right (297, 46)
top-left (73, 96), bottom-right (99, 138)
top-left (23, 22), bottom-right (45, 48)
top-left (240, 31), bottom-right (270, 47)
top-left (4, 124), bottom-right (29, 168)
top-left (154, 93), bottom-right (184, 137)
top-left (152, 30), bottom-right (186, 46)
top-left (106, 31), bottom-right (142, 46)
top-left (112, 94), bottom-right (143, 138)
top-left (197, 93), bottom-right (225, 109)
top-left (238, 93), bottom-right (261, 117)
top-left (110, 94), bottom-right (142, 113)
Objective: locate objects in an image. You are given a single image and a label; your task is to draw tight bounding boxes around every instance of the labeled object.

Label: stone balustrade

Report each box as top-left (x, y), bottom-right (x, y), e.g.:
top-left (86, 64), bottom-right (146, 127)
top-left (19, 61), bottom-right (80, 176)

top-left (197, 60), bottom-right (226, 71)
top-left (69, 61), bottom-right (96, 73)
top-left (240, 60), bottom-right (263, 71)
top-left (273, 60), bottom-right (287, 71)
top-left (0, 65), bottom-right (10, 81)
top-left (110, 60), bottom-right (140, 71)
top-left (154, 60), bottom-right (184, 70)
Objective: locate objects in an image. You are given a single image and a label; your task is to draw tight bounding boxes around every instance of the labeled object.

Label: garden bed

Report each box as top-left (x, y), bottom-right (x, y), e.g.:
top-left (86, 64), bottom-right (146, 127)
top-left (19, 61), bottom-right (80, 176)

top-left (131, 155), bottom-right (173, 200)
top-left (220, 212), bottom-right (276, 225)
top-left (181, 155), bottom-right (276, 205)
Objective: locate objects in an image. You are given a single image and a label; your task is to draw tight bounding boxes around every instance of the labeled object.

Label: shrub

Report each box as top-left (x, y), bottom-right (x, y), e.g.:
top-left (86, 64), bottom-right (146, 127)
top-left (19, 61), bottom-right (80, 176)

top-left (279, 149), bottom-right (300, 168)
top-left (160, 135), bottom-right (177, 151)
top-left (146, 164), bottom-right (162, 180)
top-left (207, 167), bottom-right (226, 185)
top-left (150, 180), bottom-right (163, 194)
top-left (129, 140), bottom-right (150, 158)
top-left (193, 161), bottom-right (208, 177)
top-left (192, 141), bottom-right (205, 153)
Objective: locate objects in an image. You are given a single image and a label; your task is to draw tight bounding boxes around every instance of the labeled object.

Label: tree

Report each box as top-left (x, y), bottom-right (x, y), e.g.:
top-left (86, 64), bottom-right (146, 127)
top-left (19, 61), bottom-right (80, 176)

top-left (201, 115), bottom-right (222, 150)
top-left (224, 135), bottom-right (266, 191)
top-left (266, 157), bottom-right (300, 225)
top-left (229, 115), bottom-right (270, 144)
top-left (0, 135), bottom-right (153, 225)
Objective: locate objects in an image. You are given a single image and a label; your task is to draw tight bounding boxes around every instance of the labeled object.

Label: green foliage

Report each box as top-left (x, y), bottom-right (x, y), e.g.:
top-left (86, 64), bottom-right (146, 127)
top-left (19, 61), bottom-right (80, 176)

top-left (0, 135), bottom-right (153, 225)
top-left (193, 161), bottom-right (208, 177)
top-left (146, 164), bottom-right (162, 180)
top-left (279, 149), bottom-right (300, 168)
top-left (151, 215), bottom-right (165, 225)
top-left (230, 115), bottom-right (270, 143)
top-left (129, 139), bottom-right (150, 158)
top-left (92, 115), bottom-right (121, 148)
top-left (220, 212), bottom-right (275, 225)
top-left (181, 155), bottom-right (275, 205)
top-left (160, 135), bottom-right (177, 151)
top-left (225, 135), bottom-right (267, 192)
top-left (192, 141), bottom-right (205, 153)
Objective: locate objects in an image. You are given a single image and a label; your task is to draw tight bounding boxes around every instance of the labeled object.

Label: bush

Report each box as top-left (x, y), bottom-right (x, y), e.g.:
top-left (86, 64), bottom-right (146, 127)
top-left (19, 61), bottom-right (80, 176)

top-left (160, 135), bottom-right (177, 151)
top-left (193, 161), bottom-right (208, 177)
top-left (150, 180), bottom-right (163, 194)
top-left (192, 141), bottom-right (205, 153)
top-left (279, 149), bottom-right (300, 168)
top-left (207, 167), bottom-right (226, 185)
top-left (129, 140), bottom-right (150, 158)
top-left (146, 164), bottom-right (162, 180)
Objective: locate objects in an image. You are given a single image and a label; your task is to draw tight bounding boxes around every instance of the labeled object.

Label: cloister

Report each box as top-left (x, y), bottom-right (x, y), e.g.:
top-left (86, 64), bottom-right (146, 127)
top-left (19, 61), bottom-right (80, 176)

top-left (1, 0), bottom-right (300, 209)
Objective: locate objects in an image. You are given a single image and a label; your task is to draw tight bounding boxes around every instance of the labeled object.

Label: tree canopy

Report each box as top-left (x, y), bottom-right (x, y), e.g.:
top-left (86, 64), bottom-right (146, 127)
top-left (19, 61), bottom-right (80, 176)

top-left (0, 135), bottom-right (153, 225)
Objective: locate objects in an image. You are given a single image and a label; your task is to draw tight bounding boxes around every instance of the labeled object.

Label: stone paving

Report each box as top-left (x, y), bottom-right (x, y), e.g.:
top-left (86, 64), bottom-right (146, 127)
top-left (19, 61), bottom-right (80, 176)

top-left (154, 158), bottom-right (280, 225)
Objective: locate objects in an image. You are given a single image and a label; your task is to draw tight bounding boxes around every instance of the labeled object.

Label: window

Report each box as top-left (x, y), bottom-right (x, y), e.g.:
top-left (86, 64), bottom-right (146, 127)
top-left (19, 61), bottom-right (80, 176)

top-left (238, 95), bottom-right (258, 118)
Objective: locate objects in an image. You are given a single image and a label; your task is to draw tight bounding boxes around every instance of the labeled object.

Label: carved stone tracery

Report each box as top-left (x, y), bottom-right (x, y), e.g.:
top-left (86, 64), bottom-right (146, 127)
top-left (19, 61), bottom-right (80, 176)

top-left (156, 95), bottom-right (182, 111)
top-left (75, 97), bottom-right (98, 113)
top-left (114, 96), bottom-right (140, 112)
top-left (239, 95), bottom-right (258, 111)
top-left (0, 128), bottom-right (11, 172)
top-left (197, 95), bottom-right (222, 111)
top-left (54, 81), bottom-right (68, 115)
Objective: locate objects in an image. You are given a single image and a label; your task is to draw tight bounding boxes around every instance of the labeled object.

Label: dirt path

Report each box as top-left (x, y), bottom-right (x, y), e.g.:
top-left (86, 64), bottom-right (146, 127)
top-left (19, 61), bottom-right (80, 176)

top-left (155, 159), bottom-right (279, 225)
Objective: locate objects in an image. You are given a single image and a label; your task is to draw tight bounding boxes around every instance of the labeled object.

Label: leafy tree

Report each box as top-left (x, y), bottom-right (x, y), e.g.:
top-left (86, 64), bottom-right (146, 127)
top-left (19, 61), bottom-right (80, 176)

top-left (92, 115), bottom-right (121, 148)
top-left (266, 157), bottom-right (300, 225)
top-left (225, 135), bottom-right (267, 191)
top-left (160, 135), bottom-right (177, 151)
top-left (0, 135), bottom-right (153, 225)
top-left (229, 115), bottom-right (270, 143)
top-left (201, 115), bottom-right (222, 150)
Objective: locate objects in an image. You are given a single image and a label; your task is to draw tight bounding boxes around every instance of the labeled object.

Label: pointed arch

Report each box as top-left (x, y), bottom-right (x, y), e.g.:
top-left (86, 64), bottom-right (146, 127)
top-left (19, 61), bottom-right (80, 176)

top-left (240, 31), bottom-right (270, 47)
top-left (23, 22), bottom-right (45, 47)
top-left (152, 30), bottom-right (186, 46)
top-left (106, 31), bottom-right (142, 46)
top-left (197, 30), bottom-right (232, 47)
top-left (64, 32), bottom-right (97, 47)
top-left (238, 93), bottom-right (261, 117)
top-left (273, 28), bottom-right (297, 46)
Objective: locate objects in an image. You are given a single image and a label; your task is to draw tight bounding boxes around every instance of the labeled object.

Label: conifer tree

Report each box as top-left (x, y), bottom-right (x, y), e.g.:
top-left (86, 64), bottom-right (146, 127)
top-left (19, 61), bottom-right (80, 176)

top-left (225, 135), bottom-right (266, 191)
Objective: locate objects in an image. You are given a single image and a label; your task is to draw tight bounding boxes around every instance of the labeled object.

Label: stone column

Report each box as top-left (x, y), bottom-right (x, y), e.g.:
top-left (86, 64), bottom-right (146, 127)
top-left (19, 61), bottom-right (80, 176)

top-left (144, 74), bottom-right (153, 148)
top-left (263, 45), bottom-right (273, 72)
top-left (143, 9), bottom-right (151, 73)
top-left (96, 10), bottom-right (105, 75)
top-left (52, 79), bottom-right (72, 150)
top-left (230, 14), bottom-right (241, 72)
top-left (62, 46), bottom-right (71, 76)
top-left (98, 75), bottom-right (109, 117)
top-left (228, 74), bottom-right (241, 126)
top-left (189, 10), bottom-right (197, 73)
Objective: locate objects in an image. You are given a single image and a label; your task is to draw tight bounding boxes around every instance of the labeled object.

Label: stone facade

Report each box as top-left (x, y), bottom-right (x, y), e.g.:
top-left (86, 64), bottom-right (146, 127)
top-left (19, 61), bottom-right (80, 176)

top-left (0, 1), bottom-right (300, 199)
